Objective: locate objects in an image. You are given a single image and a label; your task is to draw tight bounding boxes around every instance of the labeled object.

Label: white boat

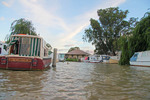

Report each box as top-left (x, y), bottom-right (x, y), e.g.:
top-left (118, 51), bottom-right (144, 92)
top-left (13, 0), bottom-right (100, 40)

top-left (58, 53), bottom-right (65, 62)
top-left (0, 34), bottom-right (51, 70)
top-left (83, 55), bottom-right (103, 63)
top-left (89, 55), bottom-right (103, 63)
top-left (130, 51), bottom-right (150, 67)
top-left (0, 41), bottom-right (8, 56)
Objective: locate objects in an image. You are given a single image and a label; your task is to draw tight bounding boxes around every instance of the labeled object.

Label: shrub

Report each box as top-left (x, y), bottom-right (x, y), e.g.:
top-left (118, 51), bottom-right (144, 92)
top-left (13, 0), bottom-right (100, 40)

top-left (66, 58), bottom-right (78, 62)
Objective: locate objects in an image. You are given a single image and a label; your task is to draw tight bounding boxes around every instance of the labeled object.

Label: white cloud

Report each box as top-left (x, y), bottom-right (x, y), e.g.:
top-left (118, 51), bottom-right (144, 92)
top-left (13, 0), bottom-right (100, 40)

top-left (19, 0), bottom-right (68, 31)
top-left (16, 0), bottom-right (126, 53)
top-left (2, 1), bottom-right (10, 7)
top-left (31, 0), bottom-right (37, 2)
top-left (60, 0), bottom-right (126, 42)
top-left (0, 17), bottom-right (5, 21)
top-left (1, 0), bottom-right (14, 7)
top-left (64, 44), bottom-right (75, 47)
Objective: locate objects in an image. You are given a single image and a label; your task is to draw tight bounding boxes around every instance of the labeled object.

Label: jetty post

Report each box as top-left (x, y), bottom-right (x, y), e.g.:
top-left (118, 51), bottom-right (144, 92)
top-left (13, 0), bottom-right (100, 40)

top-left (52, 48), bottom-right (57, 67)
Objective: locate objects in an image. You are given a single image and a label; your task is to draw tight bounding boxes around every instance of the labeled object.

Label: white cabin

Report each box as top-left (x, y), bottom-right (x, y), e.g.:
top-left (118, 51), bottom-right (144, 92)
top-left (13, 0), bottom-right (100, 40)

top-left (9, 34), bottom-right (50, 58)
top-left (130, 50), bottom-right (150, 67)
top-left (0, 41), bottom-right (8, 56)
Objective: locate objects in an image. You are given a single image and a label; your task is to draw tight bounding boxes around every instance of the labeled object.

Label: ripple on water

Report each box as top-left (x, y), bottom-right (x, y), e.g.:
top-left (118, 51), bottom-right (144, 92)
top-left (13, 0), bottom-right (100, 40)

top-left (0, 62), bottom-right (150, 100)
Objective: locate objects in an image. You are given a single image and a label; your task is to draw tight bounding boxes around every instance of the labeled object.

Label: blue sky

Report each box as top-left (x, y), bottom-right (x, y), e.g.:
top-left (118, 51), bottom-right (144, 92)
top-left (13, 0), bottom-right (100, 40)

top-left (0, 0), bottom-right (149, 54)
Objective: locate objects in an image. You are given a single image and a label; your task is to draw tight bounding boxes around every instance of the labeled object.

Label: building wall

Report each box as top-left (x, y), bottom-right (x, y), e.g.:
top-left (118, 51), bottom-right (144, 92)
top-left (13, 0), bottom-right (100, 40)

top-left (66, 54), bottom-right (88, 60)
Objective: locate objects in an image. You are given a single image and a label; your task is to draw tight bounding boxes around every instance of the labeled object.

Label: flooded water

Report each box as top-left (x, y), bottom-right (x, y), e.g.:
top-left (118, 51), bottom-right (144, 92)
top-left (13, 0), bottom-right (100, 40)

top-left (0, 62), bottom-right (150, 100)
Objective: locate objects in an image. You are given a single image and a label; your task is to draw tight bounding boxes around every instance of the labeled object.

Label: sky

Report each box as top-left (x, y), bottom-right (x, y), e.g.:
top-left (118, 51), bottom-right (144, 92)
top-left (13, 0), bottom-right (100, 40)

top-left (0, 0), bottom-right (149, 54)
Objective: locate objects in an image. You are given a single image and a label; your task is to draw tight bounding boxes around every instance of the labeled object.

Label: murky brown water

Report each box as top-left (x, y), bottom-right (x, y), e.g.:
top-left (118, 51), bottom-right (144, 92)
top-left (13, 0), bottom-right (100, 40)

top-left (0, 62), bottom-right (150, 100)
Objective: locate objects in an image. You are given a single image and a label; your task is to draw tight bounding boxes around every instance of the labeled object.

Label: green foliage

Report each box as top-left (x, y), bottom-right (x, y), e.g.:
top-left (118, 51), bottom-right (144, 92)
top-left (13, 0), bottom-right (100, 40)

top-left (83, 7), bottom-right (137, 55)
top-left (119, 36), bottom-right (129, 65)
top-left (4, 34), bottom-right (10, 44)
top-left (133, 13), bottom-right (150, 51)
top-left (46, 43), bottom-right (52, 50)
top-left (119, 11), bottom-right (150, 65)
top-left (68, 47), bottom-right (80, 52)
top-left (66, 58), bottom-right (78, 62)
top-left (48, 51), bottom-right (52, 55)
top-left (10, 18), bottom-right (37, 35)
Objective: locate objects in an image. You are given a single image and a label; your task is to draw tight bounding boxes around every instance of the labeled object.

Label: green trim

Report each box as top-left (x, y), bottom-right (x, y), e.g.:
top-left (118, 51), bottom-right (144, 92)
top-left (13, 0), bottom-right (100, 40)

top-left (19, 37), bottom-right (22, 56)
top-left (9, 40), bottom-right (18, 45)
top-left (32, 38), bottom-right (35, 56)
top-left (13, 36), bottom-right (15, 40)
top-left (38, 39), bottom-right (41, 57)
top-left (29, 38), bottom-right (32, 56)
top-left (35, 38), bottom-right (38, 56)
top-left (34, 38), bottom-right (37, 56)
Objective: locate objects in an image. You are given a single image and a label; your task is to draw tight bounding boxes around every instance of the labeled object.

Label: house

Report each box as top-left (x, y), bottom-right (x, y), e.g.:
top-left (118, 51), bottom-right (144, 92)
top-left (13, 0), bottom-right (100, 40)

top-left (65, 49), bottom-right (90, 61)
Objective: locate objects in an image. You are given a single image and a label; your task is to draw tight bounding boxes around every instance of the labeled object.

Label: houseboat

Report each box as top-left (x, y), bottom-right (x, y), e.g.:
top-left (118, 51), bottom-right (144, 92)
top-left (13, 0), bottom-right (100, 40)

top-left (0, 34), bottom-right (51, 70)
top-left (130, 51), bottom-right (150, 67)
top-left (0, 41), bottom-right (8, 56)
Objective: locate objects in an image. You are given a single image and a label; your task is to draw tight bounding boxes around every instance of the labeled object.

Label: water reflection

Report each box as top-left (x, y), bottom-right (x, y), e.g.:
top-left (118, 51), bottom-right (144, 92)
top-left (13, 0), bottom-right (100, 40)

top-left (0, 63), bottom-right (150, 100)
top-left (0, 70), bottom-right (47, 99)
top-left (85, 64), bottom-right (150, 100)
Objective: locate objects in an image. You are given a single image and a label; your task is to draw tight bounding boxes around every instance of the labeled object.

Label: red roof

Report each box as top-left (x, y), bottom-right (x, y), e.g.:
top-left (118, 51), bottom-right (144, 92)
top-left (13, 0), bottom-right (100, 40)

top-left (66, 49), bottom-right (90, 55)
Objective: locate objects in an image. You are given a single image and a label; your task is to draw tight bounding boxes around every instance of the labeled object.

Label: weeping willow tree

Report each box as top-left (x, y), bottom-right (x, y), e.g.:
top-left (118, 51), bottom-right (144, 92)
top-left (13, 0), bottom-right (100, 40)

top-left (5, 18), bottom-right (37, 43)
top-left (5, 18), bottom-right (52, 50)
top-left (119, 36), bottom-right (130, 65)
top-left (10, 18), bottom-right (37, 35)
top-left (119, 11), bottom-right (150, 65)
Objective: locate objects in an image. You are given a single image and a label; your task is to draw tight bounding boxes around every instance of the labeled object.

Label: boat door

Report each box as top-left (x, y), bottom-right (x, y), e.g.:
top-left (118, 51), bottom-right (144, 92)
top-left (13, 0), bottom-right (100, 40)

top-left (0, 47), bottom-right (1, 54)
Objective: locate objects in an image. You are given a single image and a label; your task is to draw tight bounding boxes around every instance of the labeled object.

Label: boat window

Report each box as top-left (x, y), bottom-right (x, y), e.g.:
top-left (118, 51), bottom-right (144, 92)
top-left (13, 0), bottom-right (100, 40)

top-left (0, 48), bottom-right (1, 54)
top-left (3, 45), bottom-right (7, 51)
top-left (19, 37), bottom-right (41, 57)
top-left (20, 38), bottom-right (31, 56)
top-left (134, 54), bottom-right (137, 57)
top-left (44, 49), bottom-right (48, 56)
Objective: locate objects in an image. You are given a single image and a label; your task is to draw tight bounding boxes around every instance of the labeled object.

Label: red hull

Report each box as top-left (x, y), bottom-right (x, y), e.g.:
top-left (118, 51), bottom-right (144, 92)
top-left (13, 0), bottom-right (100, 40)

top-left (0, 56), bottom-right (51, 70)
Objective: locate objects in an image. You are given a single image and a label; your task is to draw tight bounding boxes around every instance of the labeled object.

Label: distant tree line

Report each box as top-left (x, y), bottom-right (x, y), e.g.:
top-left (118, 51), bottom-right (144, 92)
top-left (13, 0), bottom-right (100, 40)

top-left (68, 47), bottom-right (80, 52)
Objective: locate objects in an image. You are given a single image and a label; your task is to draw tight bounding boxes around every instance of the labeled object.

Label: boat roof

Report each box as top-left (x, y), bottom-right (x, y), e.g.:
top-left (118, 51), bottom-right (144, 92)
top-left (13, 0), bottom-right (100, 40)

top-left (11, 34), bottom-right (43, 39)
top-left (66, 49), bottom-right (90, 55)
top-left (135, 50), bottom-right (150, 53)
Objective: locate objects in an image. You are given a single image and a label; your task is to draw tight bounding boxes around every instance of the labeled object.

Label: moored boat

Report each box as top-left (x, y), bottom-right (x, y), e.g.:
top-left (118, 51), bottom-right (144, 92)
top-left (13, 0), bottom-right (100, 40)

top-left (109, 59), bottom-right (119, 64)
top-left (0, 34), bottom-right (51, 70)
top-left (130, 51), bottom-right (150, 67)
top-left (102, 55), bottom-right (110, 63)
top-left (109, 56), bottom-right (119, 64)
top-left (84, 55), bottom-right (102, 63)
